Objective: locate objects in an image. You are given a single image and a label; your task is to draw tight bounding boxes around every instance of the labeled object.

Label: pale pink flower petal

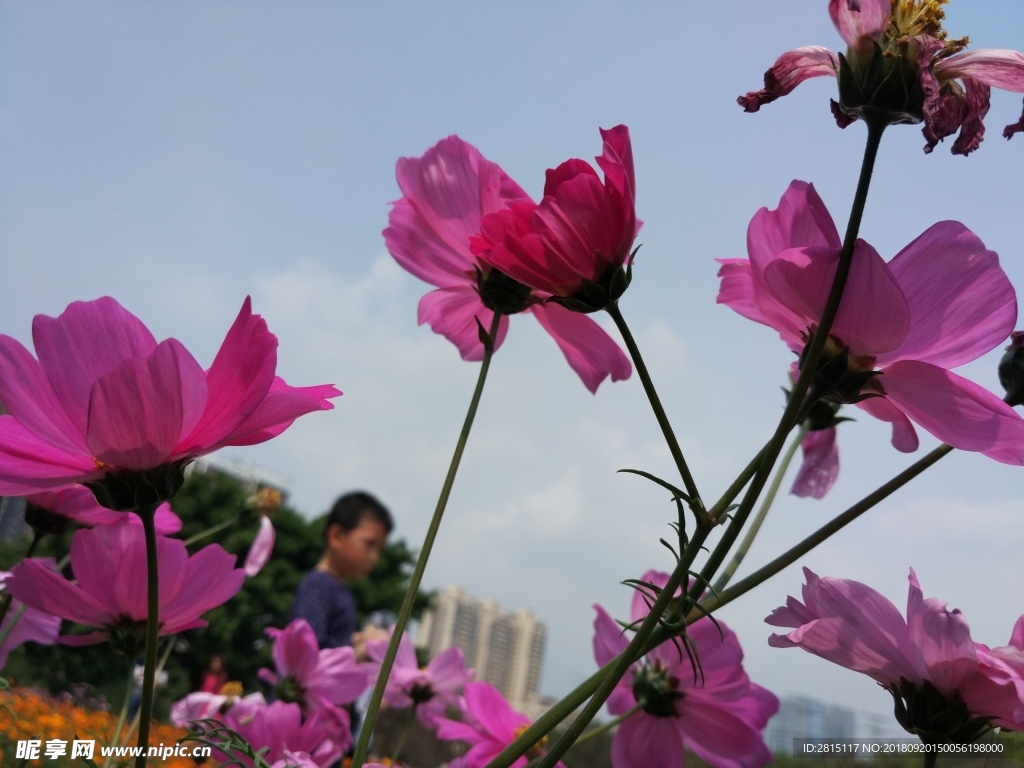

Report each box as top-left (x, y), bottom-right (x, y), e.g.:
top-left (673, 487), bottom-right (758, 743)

top-left (737, 47), bottom-right (839, 113)
top-left (791, 427), bottom-right (839, 499)
top-left (828, 0), bottom-right (890, 47)
top-left (417, 286), bottom-right (509, 362)
top-left (244, 514), bottom-right (276, 577)
top-left (935, 49), bottom-right (1024, 93)
top-left (855, 396), bottom-right (919, 452)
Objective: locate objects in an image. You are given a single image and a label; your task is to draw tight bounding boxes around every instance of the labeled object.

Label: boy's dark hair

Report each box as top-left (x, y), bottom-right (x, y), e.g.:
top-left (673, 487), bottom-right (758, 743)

top-left (325, 491), bottom-right (393, 540)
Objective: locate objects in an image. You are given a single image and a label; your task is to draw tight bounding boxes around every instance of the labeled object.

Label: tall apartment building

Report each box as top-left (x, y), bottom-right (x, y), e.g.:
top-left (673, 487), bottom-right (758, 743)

top-left (417, 585), bottom-right (547, 714)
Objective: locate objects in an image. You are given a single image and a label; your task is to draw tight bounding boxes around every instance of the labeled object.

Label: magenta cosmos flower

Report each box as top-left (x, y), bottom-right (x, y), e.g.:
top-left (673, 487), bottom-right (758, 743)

top-left (717, 180), bottom-right (1024, 464)
top-left (768, 568), bottom-right (1024, 740)
top-left (593, 570), bottom-right (777, 768)
top-left (384, 135), bottom-right (630, 393)
top-left (221, 697), bottom-right (345, 768)
top-left (363, 629), bottom-right (472, 726)
top-left (738, 0), bottom-right (1024, 155)
top-left (24, 486), bottom-right (182, 535)
top-left (471, 125), bottom-right (639, 311)
top-left (5, 521), bottom-right (244, 648)
top-left (0, 296), bottom-right (340, 499)
top-left (0, 565), bottom-right (61, 668)
top-left (258, 618), bottom-right (368, 714)
top-left (435, 681), bottom-right (565, 768)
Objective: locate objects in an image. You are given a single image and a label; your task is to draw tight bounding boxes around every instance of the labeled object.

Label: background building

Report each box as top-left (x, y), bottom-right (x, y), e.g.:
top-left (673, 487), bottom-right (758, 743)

top-left (417, 585), bottom-right (547, 715)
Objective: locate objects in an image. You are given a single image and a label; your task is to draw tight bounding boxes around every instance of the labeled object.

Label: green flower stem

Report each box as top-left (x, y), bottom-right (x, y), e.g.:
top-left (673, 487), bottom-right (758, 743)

top-left (698, 444), bottom-right (954, 618)
top-left (712, 424), bottom-right (808, 594)
top-left (531, 526), bottom-right (713, 768)
top-left (708, 443), bottom-right (768, 521)
top-left (691, 120), bottom-right (886, 603)
top-left (0, 529), bottom-right (45, 630)
top-left (570, 701), bottom-right (643, 748)
top-left (134, 503), bottom-right (161, 768)
top-left (104, 663), bottom-right (137, 768)
top-left (123, 637), bottom-right (177, 751)
top-left (182, 516), bottom-right (239, 547)
top-left (923, 750), bottom-right (937, 768)
top-left (606, 302), bottom-right (703, 512)
top-left (350, 311), bottom-right (503, 768)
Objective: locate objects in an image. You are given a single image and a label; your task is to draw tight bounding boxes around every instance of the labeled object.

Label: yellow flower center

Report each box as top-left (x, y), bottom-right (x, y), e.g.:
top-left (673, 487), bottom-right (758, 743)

top-left (220, 681), bottom-right (244, 698)
top-left (887, 0), bottom-right (968, 56)
top-left (513, 724), bottom-right (548, 759)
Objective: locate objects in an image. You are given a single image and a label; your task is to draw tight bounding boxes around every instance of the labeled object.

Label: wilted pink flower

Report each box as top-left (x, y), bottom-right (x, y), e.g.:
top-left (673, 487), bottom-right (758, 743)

top-left (791, 427), bottom-right (840, 499)
top-left (0, 296), bottom-right (340, 497)
top-left (363, 629), bottom-right (472, 726)
top-left (384, 135), bottom-right (630, 393)
top-left (6, 522), bottom-right (244, 647)
top-left (472, 126), bottom-right (639, 310)
top-left (0, 566), bottom-right (61, 668)
top-left (435, 681), bottom-right (565, 768)
top-left (767, 568), bottom-right (1024, 738)
top-left (258, 618), bottom-right (368, 713)
top-left (717, 180), bottom-right (1024, 464)
top-left (738, 0), bottom-right (1024, 155)
top-left (222, 698), bottom-right (345, 768)
top-left (593, 570), bottom-right (777, 768)
top-left (25, 486), bottom-right (182, 535)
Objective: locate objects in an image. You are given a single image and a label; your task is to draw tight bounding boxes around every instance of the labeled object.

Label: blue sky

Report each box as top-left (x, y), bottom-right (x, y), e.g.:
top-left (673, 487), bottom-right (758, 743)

top-left (3, 2), bottom-right (1024, 730)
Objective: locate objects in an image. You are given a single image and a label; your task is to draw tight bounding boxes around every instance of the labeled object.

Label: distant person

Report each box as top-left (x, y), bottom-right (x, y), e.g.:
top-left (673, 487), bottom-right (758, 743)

top-left (199, 654), bottom-right (228, 694)
top-left (290, 491), bottom-right (392, 660)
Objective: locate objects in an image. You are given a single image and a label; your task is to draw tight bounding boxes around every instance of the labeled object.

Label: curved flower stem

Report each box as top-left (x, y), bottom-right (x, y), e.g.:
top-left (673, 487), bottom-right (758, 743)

top-left (531, 525), bottom-right (713, 768)
top-left (691, 120), bottom-right (886, 602)
top-left (606, 302), bottom-right (703, 513)
top-left (712, 424), bottom-right (808, 593)
top-left (0, 529), bottom-right (45, 630)
top-left (698, 444), bottom-right (953, 617)
top-left (134, 502), bottom-right (161, 768)
top-left (351, 312), bottom-right (503, 768)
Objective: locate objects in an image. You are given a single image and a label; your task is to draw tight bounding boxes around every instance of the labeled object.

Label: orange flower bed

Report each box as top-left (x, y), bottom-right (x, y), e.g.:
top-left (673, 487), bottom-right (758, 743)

top-left (0, 687), bottom-right (198, 768)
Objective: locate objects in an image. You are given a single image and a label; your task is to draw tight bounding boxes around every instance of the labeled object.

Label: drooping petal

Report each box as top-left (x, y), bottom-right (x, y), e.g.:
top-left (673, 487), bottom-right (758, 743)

top-left (855, 395), bottom-right (919, 452)
top-left (738, 47), bottom-right (840, 113)
top-left (950, 78), bottom-right (992, 156)
top-left (880, 361), bottom-right (1024, 462)
top-left (417, 285), bottom-right (509, 362)
top-left (828, 0), bottom-right (890, 47)
top-left (244, 515), bottom-right (276, 577)
top-left (935, 49), bottom-right (1024, 93)
top-left (1003, 97), bottom-right (1024, 139)
top-left (879, 221), bottom-right (1015, 369)
top-left (85, 339), bottom-right (207, 469)
top-left (611, 715), bottom-right (684, 768)
top-left (791, 427), bottom-right (839, 499)
top-left (529, 303), bottom-right (631, 394)
top-left (32, 297), bottom-right (158, 436)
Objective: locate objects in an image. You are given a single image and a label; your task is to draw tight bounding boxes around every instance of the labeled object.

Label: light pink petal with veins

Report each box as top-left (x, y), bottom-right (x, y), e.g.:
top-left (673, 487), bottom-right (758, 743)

top-left (6, 560), bottom-right (112, 627)
top-left (417, 285), bottom-right (509, 362)
top-left (529, 303), bottom-right (631, 394)
top-left (828, 0), bottom-right (890, 47)
top-left (0, 418), bottom-right (101, 495)
top-left (791, 427), bottom-right (839, 499)
top-left (738, 47), bottom-right (840, 112)
top-left (612, 715), bottom-right (684, 768)
top-left (906, 569), bottom-right (977, 697)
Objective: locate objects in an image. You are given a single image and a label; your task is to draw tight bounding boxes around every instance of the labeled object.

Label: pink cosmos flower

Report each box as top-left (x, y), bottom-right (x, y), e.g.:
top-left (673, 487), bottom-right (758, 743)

top-left (738, 0), bottom-right (1024, 155)
top-left (472, 126), bottom-right (639, 307)
top-left (384, 135), bottom-right (630, 393)
top-left (593, 570), bottom-right (778, 768)
top-left (363, 629), bottom-right (472, 726)
top-left (0, 566), bottom-right (61, 668)
top-left (0, 296), bottom-right (340, 496)
top-left (5, 521), bottom-right (244, 646)
top-left (767, 568), bottom-right (1024, 737)
top-left (25, 486), bottom-right (182, 535)
top-left (222, 698), bottom-right (345, 768)
top-left (717, 180), bottom-right (1024, 464)
top-left (258, 618), bottom-right (368, 714)
top-left (170, 689), bottom-right (264, 727)
top-left (791, 427), bottom-right (840, 499)
top-left (434, 681), bottom-right (565, 768)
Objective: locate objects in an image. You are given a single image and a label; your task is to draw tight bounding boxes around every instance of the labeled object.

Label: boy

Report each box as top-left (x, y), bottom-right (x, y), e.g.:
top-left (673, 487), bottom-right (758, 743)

top-left (290, 491), bottom-right (392, 659)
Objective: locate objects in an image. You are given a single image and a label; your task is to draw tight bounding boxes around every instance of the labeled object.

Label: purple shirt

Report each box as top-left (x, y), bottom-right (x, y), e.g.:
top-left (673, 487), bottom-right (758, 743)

top-left (289, 570), bottom-right (356, 649)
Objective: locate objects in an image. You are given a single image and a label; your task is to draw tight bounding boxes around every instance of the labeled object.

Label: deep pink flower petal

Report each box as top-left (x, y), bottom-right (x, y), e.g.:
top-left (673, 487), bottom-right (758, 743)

top-left (32, 297), bottom-right (158, 437)
top-left (906, 569), bottom-right (978, 698)
top-left (178, 297), bottom-right (278, 454)
top-left (529, 303), bottom-right (631, 393)
top-left (86, 339), bottom-right (207, 469)
top-left (763, 240), bottom-right (910, 355)
top-left (828, 0), bottom-right (890, 47)
top-left (880, 361), bottom-right (1024, 461)
top-left (417, 285), bottom-right (509, 362)
top-left (218, 379), bottom-right (341, 448)
top-left (596, 125), bottom-right (636, 211)
top-left (0, 417), bottom-right (101, 495)
top-left (879, 221), bottom-right (1016, 369)
top-left (611, 714), bottom-right (684, 768)
top-left (0, 336), bottom-right (87, 455)
top-left (738, 47), bottom-right (839, 112)
top-left (747, 181), bottom-right (841, 269)
top-left (6, 559), bottom-right (112, 627)
top-left (676, 697), bottom-right (775, 768)
top-left (464, 681), bottom-right (526, 742)
top-left (159, 544), bottom-right (244, 631)
top-left (244, 515), bottom-right (276, 577)
top-left (791, 427), bottom-right (839, 499)
top-left (592, 605), bottom-right (635, 716)
top-left (855, 396), bottom-right (919, 452)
